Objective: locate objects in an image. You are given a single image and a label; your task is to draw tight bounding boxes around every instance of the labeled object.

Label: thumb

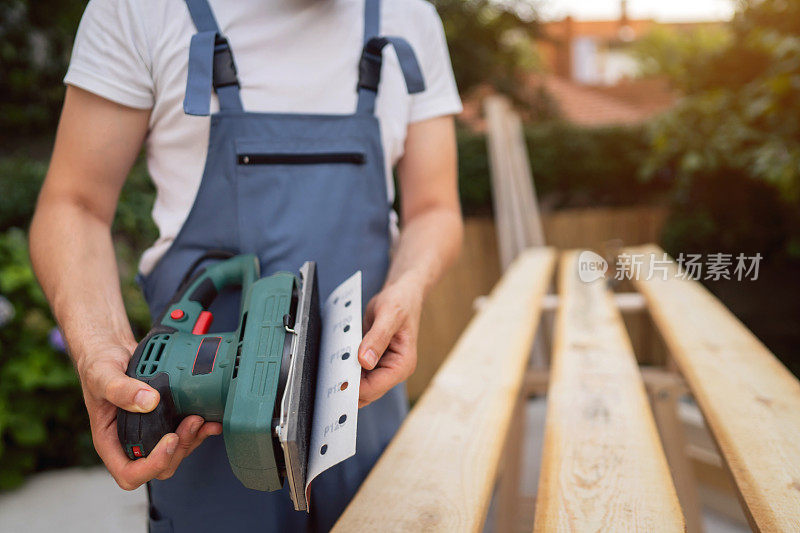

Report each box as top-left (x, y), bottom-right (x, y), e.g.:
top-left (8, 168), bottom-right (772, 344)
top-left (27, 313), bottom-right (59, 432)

top-left (91, 359), bottom-right (160, 412)
top-left (358, 310), bottom-right (400, 371)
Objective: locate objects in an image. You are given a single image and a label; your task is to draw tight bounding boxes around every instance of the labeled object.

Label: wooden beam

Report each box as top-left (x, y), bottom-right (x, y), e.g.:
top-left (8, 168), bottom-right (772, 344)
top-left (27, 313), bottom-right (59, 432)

top-left (495, 394), bottom-right (527, 532)
top-left (333, 248), bottom-right (556, 532)
top-left (523, 368), bottom-right (549, 397)
top-left (484, 96), bottom-right (520, 269)
top-left (640, 367), bottom-right (688, 394)
top-left (540, 292), bottom-right (646, 312)
top-left (629, 245), bottom-right (800, 531)
top-left (642, 368), bottom-right (703, 532)
top-left (534, 252), bottom-right (684, 532)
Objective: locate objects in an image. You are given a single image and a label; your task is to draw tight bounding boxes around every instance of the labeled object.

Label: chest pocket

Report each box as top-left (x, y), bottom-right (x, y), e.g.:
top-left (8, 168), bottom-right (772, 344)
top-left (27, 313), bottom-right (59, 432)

top-left (232, 134), bottom-right (389, 267)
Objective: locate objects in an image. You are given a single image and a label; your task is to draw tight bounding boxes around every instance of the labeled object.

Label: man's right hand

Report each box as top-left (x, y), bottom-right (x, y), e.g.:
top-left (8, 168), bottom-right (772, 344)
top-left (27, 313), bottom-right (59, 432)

top-left (77, 342), bottom-right (222, 490)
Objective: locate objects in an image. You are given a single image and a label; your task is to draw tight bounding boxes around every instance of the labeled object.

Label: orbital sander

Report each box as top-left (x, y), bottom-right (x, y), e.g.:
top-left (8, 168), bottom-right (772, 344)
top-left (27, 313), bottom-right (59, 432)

top-left (117, 254), bottom-right (321, 510)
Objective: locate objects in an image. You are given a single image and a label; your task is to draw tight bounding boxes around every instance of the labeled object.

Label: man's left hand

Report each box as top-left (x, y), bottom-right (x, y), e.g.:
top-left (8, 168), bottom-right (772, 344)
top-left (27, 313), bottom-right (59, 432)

top-left (357, 276), bottom-right (423, 407)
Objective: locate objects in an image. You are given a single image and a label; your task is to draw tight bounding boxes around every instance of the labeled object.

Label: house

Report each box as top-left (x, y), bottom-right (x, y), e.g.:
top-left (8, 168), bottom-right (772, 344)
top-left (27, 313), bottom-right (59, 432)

top-left (531, 1), bottom-right (721, 126)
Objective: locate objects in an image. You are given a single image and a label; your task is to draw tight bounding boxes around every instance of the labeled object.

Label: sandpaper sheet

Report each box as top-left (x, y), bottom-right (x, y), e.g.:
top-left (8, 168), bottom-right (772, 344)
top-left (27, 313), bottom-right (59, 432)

top-left (304, 271), bottom-right (362, 502)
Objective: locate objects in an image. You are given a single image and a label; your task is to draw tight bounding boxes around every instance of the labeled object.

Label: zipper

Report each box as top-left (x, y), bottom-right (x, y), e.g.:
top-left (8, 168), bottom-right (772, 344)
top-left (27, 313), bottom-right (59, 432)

top-left (237, 152), bottom-right (365, 165)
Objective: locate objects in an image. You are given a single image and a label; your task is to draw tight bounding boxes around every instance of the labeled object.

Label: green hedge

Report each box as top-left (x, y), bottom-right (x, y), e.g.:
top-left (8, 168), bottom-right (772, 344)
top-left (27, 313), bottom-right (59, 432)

top-left (0, 156), bottom-right (155, 488)
top-left (457, 122), bottom-right (669, 214)
top-left (0, 228), bottom-right (94, 488)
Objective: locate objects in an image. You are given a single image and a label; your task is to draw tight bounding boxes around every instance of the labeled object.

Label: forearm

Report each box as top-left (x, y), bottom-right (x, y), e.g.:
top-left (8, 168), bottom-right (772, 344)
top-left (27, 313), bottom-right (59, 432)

top-left (385, 206), bottom-right (463, 297)
top-left (30, 196), bottom-right (134, 370)
top-left (30, 87), bottom-right (149, 372)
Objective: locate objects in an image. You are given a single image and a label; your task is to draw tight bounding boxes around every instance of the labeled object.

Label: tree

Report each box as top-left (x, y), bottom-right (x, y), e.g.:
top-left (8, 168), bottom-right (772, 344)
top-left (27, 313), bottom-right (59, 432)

top-left (0, 1), bottom-right (85, 141)
top-left (433, 0), bottom-right (540, 100)
top-left (641, 0), bottom-right (800, 255)
top-left (631, 24), bottom-right (732, 93)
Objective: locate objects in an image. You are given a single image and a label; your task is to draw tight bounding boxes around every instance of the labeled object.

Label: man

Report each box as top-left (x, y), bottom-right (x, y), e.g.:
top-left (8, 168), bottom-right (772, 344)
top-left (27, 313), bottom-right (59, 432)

top-left (30, 0), bottom-right (462, 530)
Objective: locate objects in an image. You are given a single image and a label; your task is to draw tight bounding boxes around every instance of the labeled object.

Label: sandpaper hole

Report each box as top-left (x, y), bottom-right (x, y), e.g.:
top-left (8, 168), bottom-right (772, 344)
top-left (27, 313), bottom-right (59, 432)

top-left (343, 324), bottom-right (350, 333)
top-left (320, 444), bottom-right (328, 455)
top-left (345, 300), bottom-right (351, 307)
top-left (342, 352), bottom-right (350, 360)
top-left (340, 381), bottom-right (348, 391)
top-left (339, 414), bottom-right (347, 424)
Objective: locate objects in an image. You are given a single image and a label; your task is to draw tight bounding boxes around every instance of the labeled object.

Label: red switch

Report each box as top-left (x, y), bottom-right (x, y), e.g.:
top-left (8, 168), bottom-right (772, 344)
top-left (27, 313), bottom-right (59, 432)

top-left (170, 309), bottom-right (185, 321)
top-left (132, 446), bottom-right (142, 458)
top-left (192, 311), bottom-right (214, 335)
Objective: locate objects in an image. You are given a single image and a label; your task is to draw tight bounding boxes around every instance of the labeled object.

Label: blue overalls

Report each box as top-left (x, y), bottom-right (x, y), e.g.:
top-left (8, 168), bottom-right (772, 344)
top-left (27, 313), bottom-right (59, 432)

top-left (137, 0), bottom-right (426, 530)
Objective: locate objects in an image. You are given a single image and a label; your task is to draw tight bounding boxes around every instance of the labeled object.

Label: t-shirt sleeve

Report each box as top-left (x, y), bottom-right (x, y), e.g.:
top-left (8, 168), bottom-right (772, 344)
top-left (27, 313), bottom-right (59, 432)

top-left (64, 0), bottom-right (154, 109)
top-left (409, 4), bottom-right (462, 123)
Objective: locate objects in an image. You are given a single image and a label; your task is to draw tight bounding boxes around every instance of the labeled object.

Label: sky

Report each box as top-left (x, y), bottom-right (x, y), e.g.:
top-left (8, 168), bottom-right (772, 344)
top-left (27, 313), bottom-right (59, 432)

top-left (535, 0), bottom-right (736, 22)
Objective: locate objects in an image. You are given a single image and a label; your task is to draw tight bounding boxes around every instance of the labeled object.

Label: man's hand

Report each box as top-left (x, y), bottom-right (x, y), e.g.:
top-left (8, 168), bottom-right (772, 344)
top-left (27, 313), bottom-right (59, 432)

top-left (354, 115), bottom-right (462, 407)
top-left (358, 277), bottom-right (423, 407)
top-left (77, 342), bottom-right (222, 490)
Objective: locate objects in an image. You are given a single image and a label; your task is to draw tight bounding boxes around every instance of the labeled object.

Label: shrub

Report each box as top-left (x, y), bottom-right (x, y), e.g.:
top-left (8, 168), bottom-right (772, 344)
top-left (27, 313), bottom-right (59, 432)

top-left (0, 155), bottom-right (156, 488)
top-left (457, 122), bottom-right (669, 214)
top-left (0, 228), bottom-right (94, 489)
top-left (0, 157), bottom-right (48, 230)
top-left (660, 169), bottom-right (791, 257)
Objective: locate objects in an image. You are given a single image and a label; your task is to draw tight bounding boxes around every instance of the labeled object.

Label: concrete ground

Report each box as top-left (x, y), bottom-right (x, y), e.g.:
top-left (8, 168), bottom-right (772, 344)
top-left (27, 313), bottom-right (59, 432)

top-left (0, 467), bottom-right (147, 533)
top-left (0, 399), bottom-right (749, 532)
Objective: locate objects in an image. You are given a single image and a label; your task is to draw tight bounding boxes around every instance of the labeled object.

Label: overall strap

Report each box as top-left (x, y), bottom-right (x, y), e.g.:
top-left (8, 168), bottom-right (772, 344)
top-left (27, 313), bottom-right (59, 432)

top-left (363, 0), bottom-right (381, 43)
top-left (183, 0), bottom-right (243, 115)
top-left (356, 36), bottom-right (426, 115)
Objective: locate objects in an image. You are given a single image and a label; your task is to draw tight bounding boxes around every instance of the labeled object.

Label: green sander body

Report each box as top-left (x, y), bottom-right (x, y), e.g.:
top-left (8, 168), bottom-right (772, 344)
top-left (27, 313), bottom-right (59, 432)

top-left (117, 254), bottom-right (321, 510)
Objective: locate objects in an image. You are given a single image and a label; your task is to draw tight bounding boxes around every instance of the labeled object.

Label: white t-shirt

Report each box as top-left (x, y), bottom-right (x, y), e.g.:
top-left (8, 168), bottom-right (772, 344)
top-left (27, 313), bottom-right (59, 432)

top-left (65, 0), bottom-right (462, 274)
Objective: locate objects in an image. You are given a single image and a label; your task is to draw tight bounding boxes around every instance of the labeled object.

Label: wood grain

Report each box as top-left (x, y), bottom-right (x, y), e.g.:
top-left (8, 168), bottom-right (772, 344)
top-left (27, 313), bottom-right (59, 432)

top-left (332, 248), bottom-right (556, 532)
top-left (629, 245), bottom-right (800, 531)
top-left (534, 252), bottom-right (684, 532)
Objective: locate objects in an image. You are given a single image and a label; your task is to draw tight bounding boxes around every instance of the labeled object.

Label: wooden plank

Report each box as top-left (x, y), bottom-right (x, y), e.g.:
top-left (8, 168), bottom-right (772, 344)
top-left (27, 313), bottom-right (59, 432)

top-left (333, 248), bottom-right (556, 532)
top-left (500, 105), bottom-right (532, 256)
top-left (629, 244), bottom-right (800, 531)
top-left (534, 252), bottom-right (684, 532)
top-left (642, 368), bottom-right (703, 533)
top-left (496, 394), bottom-right (527, 532)
top-left (506, 110), bottom-right (545, 247)
top-left (485, 95), bottom-right (546, 264)
top-left (541, 292), bottom-right (646, 312)
top-left (485, 96), bottom-right (519, 269)
top-left (523, 368), bottom-right (550, 397)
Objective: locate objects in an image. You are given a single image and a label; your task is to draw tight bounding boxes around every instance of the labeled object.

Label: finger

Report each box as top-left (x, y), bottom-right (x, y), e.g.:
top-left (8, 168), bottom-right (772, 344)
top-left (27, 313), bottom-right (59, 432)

top-left (156, 418), bottom-right (223, 480)
top-left (174, 415), bottom-right (205, 456)
top-left (160, 422), bottom-right (222, 479)
top-left (358, 310), bottom-right (401, 371)
top-left (101, 432), bottom-right (179, 490)
top-left (88, 359), bottom-right (160, 413)
top-left (157, 416), bottom-right (204, 479)
top-left (359, 366), bottom-right (401, 407)
top-left (363, 298), bottom-right (377, 331)
top-left (185, 422), bottom-right (223, 456)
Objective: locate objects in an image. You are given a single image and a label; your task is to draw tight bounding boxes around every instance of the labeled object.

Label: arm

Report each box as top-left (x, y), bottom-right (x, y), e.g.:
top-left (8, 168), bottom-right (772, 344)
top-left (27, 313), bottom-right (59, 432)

top-left (30, 86), bottom-right (220, 490)
top-left (357, 115), bottom-right (463, 406)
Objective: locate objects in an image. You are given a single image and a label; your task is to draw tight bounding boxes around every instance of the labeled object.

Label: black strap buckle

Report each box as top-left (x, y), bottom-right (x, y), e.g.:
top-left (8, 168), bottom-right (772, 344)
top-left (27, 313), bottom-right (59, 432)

top-left (357, 37), bottom-right (390, 92)
top-left (213, 36), bottom-right (239, 89)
